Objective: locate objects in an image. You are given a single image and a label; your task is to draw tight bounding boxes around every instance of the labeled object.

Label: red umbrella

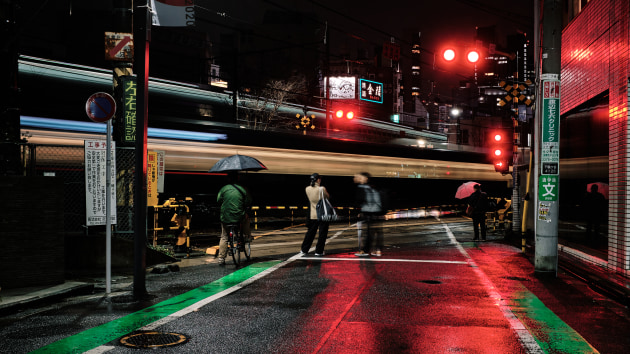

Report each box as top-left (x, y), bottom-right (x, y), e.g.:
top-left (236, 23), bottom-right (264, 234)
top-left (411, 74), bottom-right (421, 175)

top-left (455, 181), bottom-right (480, 199)
top-left (587, 182), bottom-right (609, 199)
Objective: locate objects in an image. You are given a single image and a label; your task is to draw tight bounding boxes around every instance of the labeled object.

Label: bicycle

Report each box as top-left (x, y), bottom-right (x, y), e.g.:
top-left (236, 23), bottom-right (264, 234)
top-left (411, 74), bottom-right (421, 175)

top-left (225, 223), bottom-right (252, 266)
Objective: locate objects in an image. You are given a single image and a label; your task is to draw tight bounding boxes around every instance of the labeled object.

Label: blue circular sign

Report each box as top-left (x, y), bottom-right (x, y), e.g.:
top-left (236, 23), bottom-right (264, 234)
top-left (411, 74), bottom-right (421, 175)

top-left (86, 92), bottom-right (116, 123)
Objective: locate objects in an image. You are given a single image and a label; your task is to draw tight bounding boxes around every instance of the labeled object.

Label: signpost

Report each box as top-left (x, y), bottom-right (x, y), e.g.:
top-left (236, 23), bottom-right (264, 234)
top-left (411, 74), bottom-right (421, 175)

top-left (105, 32), bottom-right (134, 61)
top-left (534, 0), bottom-right (562, 275)
top-left (85, 92), bottom-right (116, 294)
top-left (86, 92), bottom-right (116, 123)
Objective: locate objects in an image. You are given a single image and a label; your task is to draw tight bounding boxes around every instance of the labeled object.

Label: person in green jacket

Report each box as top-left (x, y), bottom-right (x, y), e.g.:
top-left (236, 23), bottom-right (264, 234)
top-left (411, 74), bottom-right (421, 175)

top-left (217, 171), bottom-right (252, 265)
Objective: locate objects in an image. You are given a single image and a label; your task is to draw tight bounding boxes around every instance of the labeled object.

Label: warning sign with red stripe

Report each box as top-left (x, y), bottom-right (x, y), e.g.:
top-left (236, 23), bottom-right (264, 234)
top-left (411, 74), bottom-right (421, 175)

top-left (105, 32), bottom-right (134, 61)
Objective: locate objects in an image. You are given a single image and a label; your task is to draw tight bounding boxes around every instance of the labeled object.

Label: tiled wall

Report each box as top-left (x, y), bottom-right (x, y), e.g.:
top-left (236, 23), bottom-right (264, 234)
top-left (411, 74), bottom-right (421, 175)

top-left (561, 0), bottom-right (630, 275)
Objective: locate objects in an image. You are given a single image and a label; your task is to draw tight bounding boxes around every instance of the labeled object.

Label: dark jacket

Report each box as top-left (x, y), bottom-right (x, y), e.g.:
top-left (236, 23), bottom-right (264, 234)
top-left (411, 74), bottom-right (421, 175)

top-left (217, 184), bottom-right (252, 224)
top-left (468, 190), bottom-right (489, 216)
top-left (356, 184), bottom-right (383, 214)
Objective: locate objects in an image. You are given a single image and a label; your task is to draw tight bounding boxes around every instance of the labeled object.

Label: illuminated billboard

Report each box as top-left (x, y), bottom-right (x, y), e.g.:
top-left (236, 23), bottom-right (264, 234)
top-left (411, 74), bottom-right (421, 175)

top-left (327, 76), bottom-right (356, 99)
top-left (359, 79), bottom-right (383, 103)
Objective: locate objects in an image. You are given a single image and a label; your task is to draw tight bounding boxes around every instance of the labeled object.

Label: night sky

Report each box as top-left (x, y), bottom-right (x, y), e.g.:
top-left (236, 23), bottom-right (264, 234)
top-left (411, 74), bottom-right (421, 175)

top-left (196, 0), bottom-right (534, 92)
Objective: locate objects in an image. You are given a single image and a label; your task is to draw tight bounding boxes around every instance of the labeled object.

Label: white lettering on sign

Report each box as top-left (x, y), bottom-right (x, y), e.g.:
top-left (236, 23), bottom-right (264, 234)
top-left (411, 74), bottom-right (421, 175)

top-left (546, 98), bottom-right (556, 142)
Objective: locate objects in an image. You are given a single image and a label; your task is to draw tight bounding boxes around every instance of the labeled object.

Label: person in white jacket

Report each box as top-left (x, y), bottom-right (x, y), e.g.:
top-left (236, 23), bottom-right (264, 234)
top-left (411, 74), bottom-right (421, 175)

top-left (299, 173), bottom-right (330, 256)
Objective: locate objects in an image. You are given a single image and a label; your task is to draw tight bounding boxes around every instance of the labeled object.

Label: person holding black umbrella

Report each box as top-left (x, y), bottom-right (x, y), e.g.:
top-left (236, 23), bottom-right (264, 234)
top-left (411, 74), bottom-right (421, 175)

top-left (217, 171), bottom-right (252, 265)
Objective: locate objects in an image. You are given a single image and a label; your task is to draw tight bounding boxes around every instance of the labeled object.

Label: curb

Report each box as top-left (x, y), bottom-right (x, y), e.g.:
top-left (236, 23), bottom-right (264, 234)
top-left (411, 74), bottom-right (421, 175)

top-left (0, 281), bottom-right (94, 315)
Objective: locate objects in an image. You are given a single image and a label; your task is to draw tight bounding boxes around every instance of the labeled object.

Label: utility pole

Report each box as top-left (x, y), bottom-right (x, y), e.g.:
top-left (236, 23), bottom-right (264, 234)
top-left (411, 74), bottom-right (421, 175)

top-left (534, 0), bottom-right (562, 275)
top-left (133, 0), bottom-right (151, 299)
top-left (110, 0), bottom-right (134, 296)
top-left (0, 0), bottom-right (21, 176)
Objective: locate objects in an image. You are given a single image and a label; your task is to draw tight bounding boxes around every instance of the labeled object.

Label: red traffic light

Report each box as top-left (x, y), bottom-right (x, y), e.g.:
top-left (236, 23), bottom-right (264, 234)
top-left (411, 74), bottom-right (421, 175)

top-left (494, 160), bottom-right (509, 174)
top-left (488, 130), bottom-right (512, 174)
top-left (443, 48), bottom-right (456, 61)
top-left (466, 50), bottom-right (480, 63)
top-left (335, 109), bottom-right (354, 120)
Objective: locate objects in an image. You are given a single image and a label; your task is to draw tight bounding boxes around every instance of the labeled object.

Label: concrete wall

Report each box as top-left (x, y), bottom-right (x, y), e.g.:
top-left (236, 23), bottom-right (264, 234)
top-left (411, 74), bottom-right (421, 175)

top-left (0, 176), bottom-right (65, 289)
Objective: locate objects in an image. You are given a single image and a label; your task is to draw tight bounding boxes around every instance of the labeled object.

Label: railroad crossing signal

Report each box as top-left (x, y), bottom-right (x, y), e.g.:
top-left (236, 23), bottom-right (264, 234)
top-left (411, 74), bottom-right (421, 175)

top-left (498, 79), bottom-right (533, 106)
top-left (296, 113), bottom-right (316, 135)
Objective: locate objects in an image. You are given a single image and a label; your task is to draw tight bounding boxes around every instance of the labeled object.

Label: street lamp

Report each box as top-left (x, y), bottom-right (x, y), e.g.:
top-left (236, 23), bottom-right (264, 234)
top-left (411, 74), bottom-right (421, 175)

top-left (451, 107), bottom-right (461, 146)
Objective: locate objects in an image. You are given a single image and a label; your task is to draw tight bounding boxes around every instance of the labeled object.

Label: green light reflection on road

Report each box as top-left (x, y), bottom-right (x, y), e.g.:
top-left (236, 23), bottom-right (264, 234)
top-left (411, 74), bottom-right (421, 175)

top-left (30, 261), bottom-right (281, 354)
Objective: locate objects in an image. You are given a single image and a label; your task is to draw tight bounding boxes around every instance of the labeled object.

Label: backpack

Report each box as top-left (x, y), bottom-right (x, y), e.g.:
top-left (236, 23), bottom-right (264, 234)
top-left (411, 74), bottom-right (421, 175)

top-left (361, 185), bottom-right (382, 213)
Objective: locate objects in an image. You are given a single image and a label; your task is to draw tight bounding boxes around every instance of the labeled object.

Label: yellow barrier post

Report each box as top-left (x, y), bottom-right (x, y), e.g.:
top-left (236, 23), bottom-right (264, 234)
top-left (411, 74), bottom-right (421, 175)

top-left (252, 206), bottom-right (259, 230)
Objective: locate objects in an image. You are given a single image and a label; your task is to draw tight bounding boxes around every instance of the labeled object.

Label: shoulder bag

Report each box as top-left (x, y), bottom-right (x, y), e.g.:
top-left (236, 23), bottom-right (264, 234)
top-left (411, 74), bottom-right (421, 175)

top-left (316, 187), bottom-right (337, 222)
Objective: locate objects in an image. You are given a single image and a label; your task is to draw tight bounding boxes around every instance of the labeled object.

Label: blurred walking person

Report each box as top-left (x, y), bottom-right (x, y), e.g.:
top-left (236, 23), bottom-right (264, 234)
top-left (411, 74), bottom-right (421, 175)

top-left (300, 173), bottom-right (330, 256)
top-left (354, 172), bottom-right (384, 257)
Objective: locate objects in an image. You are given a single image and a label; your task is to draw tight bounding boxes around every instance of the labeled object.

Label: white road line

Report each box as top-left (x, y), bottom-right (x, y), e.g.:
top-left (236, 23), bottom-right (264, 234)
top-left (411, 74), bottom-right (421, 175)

top-left (442, 222), bottom-right (543, 354)
top-left (299, 257), bottom-right (467, 264)
top-left (141, 226), bottom-right (355, 332)
top-left (84, 346), bottom-right (116, 354)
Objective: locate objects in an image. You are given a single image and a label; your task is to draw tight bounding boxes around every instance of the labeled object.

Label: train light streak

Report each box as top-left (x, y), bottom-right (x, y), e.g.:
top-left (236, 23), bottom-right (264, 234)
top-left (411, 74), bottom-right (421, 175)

top-left (21, 116), bottom-right (227, 142)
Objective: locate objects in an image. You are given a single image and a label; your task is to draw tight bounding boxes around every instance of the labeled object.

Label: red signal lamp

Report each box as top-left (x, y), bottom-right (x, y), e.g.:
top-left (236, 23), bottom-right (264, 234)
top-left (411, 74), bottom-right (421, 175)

top-left (466, 50), bottom-right (480, 63)
top-left (335, 109), bottom-right (354, 120)
top-left (494, 160), bottom-right (509, 174)
top-left (443, 48), bottom-right (456, 61)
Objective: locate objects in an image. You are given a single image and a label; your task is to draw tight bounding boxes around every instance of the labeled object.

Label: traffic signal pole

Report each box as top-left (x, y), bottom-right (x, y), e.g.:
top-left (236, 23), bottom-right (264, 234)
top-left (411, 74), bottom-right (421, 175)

top-left (534, 0), bottom-right (562, 276)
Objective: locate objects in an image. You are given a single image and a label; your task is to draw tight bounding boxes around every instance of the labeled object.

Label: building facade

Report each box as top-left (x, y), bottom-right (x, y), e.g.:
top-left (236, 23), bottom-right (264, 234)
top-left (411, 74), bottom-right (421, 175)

top-left (560, 0), bottom-right (629, 275)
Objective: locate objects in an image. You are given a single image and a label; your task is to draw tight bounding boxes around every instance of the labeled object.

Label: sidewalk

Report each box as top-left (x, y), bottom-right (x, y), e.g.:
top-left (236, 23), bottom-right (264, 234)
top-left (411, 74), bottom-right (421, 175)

top-left (0, 249), bottom-right (211, 315)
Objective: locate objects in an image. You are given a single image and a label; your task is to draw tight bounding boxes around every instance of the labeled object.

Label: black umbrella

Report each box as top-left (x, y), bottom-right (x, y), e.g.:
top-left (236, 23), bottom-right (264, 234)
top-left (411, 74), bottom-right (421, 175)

top-left (209, 154), bottom-right (268, 172)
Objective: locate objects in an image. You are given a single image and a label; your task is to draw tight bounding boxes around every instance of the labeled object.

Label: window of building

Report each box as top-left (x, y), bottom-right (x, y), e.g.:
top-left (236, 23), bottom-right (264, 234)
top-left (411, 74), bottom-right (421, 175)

top-left (566, 0), bottom-right (591, 25)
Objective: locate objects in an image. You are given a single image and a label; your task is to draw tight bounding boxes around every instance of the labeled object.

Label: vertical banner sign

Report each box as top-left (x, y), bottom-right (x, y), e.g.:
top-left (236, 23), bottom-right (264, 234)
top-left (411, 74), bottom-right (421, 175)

top-left (85, 140), bottom-right (117, 226)
top-left (147, 151), bottom-right (159, 207)
top-left (156, 150), bottom-right (166, 193)
top-left (122, 76), bottom-right (137, 144)
top-left (539, 79), bottom-right (560, 202)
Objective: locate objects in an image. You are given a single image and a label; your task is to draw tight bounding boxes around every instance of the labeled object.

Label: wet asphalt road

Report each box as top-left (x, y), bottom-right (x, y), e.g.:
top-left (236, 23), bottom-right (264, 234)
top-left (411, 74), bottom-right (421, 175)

top-left (1, 217), bottom-right (630, 353)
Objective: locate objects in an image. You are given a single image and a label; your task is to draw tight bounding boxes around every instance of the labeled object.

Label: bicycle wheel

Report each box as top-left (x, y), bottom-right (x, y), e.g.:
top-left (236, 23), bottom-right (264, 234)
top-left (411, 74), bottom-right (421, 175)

top-left (227, 226), bottom-right (239, 266)
top-left (243, 238), bottom-right (252, 260)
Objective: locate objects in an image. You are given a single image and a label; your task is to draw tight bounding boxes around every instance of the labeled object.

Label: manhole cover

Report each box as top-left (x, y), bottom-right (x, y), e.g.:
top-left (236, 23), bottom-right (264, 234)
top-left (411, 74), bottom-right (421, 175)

top-left (419, 280), bottom-right (442, 284)
top-left (120, 331), bottom-right (188, 348)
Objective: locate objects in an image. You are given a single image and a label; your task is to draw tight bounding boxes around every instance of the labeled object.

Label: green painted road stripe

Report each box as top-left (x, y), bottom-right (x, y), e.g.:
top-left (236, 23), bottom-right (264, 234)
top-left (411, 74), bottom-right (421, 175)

top-left (512, 288), bottom-right (599, 353)
top-left (30, 260), bottom-right (282, 354)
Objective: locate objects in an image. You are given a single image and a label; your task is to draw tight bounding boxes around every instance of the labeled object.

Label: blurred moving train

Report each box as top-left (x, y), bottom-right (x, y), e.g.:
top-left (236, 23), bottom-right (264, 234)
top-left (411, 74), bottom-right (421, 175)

top-left (18, 55), bottom-right (607, 211)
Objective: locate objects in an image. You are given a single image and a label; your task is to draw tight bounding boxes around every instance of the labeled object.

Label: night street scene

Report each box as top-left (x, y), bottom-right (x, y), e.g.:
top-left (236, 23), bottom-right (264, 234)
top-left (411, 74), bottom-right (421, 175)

top-left (1, 1), bottom-right (630, 353)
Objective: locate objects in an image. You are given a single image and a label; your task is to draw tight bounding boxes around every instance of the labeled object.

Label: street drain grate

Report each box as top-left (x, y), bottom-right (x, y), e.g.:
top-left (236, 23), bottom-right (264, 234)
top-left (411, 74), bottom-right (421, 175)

top-left (419, 280), bottom-right (442, 284)
top-left (120, 331), bottom-right (188, 348)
